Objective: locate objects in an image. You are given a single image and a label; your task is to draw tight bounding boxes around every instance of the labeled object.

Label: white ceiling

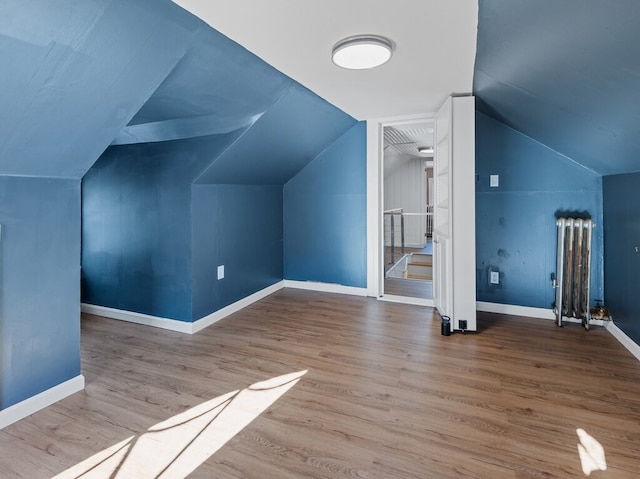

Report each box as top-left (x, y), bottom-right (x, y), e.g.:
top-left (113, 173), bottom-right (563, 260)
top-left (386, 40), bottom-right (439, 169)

top-left (172, 0), bottom-right (478, 120)
top-left (384, 121), bottom-right (434, 177)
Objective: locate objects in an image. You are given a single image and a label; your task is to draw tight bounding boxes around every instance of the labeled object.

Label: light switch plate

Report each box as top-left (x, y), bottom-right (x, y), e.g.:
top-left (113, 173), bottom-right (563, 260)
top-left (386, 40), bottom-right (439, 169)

top-left (217, 265), bottom-right (225, 280)
top-left (490, 175), bottom-right (499, 187)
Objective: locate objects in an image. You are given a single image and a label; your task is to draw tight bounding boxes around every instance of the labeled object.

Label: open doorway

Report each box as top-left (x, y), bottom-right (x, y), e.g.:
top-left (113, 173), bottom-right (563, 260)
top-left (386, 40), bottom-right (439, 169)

top-left (382, 121), bottom-right (435, 302)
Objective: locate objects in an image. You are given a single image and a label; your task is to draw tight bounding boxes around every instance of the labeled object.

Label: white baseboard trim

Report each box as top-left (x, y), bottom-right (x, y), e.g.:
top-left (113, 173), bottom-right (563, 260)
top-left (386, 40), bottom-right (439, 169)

top-left (82, 281), bottom-right (286, 335)
top-left (476, 301), bottom-right (607, 326)
top-left (84, 280), bottom-right (368, 336)
top-left (606, 321), bottom-right (640, 362)
top-left (0, 375), bottom-right (85, 430)
top-left (81, 303), bottom-right (193, 334)
top-left (283, 280), bottom-right (368, 297)
top-left (191, 281), bottom-right (285, 333)
top-left (476, 301), bottom-right (556, 320)
top-left (379, 294), bottom-right (435, 307)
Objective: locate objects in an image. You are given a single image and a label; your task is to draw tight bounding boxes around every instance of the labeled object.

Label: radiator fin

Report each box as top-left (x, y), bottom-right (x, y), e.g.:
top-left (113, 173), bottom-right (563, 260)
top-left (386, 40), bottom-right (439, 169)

top-left (555, 218), bottom-right (594, 329)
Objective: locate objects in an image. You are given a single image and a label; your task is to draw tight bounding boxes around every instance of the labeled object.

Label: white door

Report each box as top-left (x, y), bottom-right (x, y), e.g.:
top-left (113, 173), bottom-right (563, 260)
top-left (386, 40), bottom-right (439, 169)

top-left (433, 96), bottom-right (477, 331)
top-left (433, 97), bottom-right (453, 318)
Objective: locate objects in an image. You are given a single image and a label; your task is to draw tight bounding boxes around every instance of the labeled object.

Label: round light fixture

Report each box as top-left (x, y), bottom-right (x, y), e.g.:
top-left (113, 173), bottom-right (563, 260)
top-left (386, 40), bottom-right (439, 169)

top-left (331, 35), bottom-right (394, 70)
top-left (418, 146), bottom-right (434, 155)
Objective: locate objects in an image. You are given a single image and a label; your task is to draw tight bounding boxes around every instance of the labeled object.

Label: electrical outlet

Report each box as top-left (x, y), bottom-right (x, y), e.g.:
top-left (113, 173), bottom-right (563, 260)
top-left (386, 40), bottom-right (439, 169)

top-left (490, 271), bottom-right (500, 284)
top-left (490, 174), bottom-right (499, 187)
top-left (459, 320), bottom-right (468, 330)
top-left (217, 265), bottom-right (225, 280)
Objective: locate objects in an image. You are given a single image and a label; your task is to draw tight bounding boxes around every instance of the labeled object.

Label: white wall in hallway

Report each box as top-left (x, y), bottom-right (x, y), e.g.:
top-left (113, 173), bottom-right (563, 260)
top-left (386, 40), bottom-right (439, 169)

top-left (384, 158), bottom-right (426, 248)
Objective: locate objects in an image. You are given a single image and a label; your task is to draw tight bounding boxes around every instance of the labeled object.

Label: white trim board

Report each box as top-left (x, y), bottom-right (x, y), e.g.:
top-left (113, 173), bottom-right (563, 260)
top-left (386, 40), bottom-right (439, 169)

top-left (477, 301), bottom-right (639, 362)
top-left (81, 303), bottom-right (194, 333)
top-left (476, 301), bottom-right (555, 320)
top-left (366, 119), bottom-right (382, 298)
top-left (192, 281), bottom-right (284, 333)
top-left (379, 294), bottom-right (434, 307)
top-left (283, 280), bottom-right (368, 297)
top-left (0, 375), bottom-right (85, 430)
top-left (82, 280), bottom-right (367, 336)
top-left (82, 281), bottom-right (285, 335)
top-left (476, 301), bottom-right (608, 326)
top-left (83, 279), bottom-right (421, 335)
top-left (366, 113), bottom-right (435, 300)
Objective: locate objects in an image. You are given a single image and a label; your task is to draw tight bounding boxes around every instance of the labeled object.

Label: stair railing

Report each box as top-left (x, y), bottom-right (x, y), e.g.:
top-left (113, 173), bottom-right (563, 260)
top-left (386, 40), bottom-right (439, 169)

top-left (384, 209), bottom-right (434, 264)
top-left (384, 208), bottom-right (404, 264)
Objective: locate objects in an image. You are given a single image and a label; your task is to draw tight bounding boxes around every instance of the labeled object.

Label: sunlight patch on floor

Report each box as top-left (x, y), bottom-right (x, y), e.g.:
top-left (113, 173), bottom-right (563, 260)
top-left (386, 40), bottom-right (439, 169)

top-left (52, 370), bottom-right (307, 479)
top-left (576, 428), bottom-right (607, 476)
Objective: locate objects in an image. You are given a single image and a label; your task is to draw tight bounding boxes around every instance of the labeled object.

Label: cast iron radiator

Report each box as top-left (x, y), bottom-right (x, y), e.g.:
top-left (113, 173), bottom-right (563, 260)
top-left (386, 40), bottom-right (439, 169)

top-left (553, 218), bottom-right (595, 330)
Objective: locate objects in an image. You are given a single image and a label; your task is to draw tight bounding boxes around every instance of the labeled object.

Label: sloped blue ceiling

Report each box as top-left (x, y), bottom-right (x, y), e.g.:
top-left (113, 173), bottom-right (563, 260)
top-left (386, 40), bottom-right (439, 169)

top-left (195, 85), bottom-right (357, 185)
top-left (112, 5), bottom-right (356, 185)
top-left (125, 19), bottom-right (356, 185)
top-left (1, 0), bottom-right (356, 183)
top-left (475, 0), bottom-right (640, 176)
top-left (0, 0), bottom-right (202, 178)
top-left (128, 28), bottom-right (290, 127)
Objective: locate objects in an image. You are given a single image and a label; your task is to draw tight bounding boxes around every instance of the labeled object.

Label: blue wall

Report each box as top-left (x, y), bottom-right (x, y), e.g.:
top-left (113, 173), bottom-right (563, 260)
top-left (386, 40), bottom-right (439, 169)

top-left (1, 177), bottom-right (80, 409)
top-left (82, 133), bottom-right (242, 321)
top-left (476, 112), bottom-right (603, 309)
top-left (284, 122), bottom-right (367, 287)
top-left (192, 185), bottom-right (283, 320)
top-left (603, 173), bottom-right (640, 344)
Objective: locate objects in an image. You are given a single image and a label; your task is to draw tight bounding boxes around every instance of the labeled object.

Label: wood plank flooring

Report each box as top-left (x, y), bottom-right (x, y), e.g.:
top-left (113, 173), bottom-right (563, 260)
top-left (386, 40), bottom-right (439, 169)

top-left (384, 245), bottom-right (434, 299)
top-left (1, 289), bottom-right (640, 478)
top-left (384, 277), bottom-right (433, 299)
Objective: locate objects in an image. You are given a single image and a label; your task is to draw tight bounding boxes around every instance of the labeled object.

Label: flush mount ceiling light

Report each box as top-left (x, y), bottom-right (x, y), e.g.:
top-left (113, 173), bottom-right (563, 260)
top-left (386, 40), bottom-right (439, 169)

top-left (331, 35), bottom-right (394, 70)
top-left (418, 146), bottom-right (434, 155)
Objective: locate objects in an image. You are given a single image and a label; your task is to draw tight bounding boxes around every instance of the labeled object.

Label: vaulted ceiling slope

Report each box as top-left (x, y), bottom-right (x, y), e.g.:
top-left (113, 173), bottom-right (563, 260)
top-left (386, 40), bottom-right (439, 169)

top-left (0, 0), bottom-right (199, 178)
top-left (115, 12), bottom-right (356, 186)
top-left (474, 0), bottom-right (640, 176)
top-left (194, 85), bottom-right (356, 185)
top-left (0, 0), bottom-right (355, 182)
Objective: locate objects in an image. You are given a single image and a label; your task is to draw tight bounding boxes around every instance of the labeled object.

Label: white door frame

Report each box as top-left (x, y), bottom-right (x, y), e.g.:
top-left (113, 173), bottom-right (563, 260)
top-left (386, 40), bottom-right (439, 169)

top-left (366, 113), bottom-right (435, 306)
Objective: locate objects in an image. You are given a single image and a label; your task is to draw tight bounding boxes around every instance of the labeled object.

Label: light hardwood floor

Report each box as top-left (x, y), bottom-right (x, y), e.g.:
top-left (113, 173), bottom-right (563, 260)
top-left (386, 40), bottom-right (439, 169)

top-left (384, 277), bottom-right (433, 299)
top-left (1, 289), bottom-right (639, 478)
top-left (384, 246), bottom-right (433, 300)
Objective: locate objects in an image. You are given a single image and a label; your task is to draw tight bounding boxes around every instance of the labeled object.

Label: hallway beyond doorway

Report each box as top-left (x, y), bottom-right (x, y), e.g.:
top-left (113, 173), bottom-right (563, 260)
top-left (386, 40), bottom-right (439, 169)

top-left (384, 241), bottom-right (433, 300)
